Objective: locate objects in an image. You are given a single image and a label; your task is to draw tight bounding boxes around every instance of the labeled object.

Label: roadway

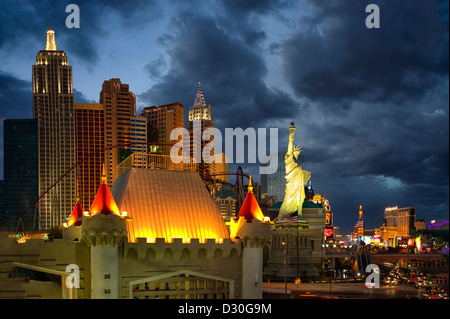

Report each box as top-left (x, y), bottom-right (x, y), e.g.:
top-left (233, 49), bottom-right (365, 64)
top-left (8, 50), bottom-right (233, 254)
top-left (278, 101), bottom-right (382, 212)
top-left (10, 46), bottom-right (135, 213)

top-left (263, 281), bottom-right (422, 299)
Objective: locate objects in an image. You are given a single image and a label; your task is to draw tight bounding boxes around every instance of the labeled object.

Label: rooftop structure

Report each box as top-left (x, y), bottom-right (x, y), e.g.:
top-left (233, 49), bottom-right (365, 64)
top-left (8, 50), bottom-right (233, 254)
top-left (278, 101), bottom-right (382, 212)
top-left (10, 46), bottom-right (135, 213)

top-left (111, 168), bottom-right (230, 243)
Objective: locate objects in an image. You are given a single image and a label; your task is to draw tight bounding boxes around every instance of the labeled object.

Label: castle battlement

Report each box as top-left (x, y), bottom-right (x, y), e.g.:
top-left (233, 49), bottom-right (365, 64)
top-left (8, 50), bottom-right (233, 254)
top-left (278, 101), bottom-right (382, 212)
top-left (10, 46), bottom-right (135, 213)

top-left (123, 237), bottom-right (241, 261)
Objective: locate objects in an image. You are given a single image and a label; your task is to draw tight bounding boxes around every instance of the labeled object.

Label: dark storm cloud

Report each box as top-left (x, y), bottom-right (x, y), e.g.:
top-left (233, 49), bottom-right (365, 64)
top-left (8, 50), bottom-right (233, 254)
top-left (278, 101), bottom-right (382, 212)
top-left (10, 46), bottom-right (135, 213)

top-left (266, 0), bottom-right (449, 231)
top-left (303, 80), bottom-right (449, 185)
top-left (0, 72), bottom-right (32, 119)
top-left (300, 81), bottom-right (449, 232)
top-left (216, 0), bottom-right (293, 46)
top-left (0, 72), bottom-right (32, 180)
top-left (139, 13), bottom-right (298, 129)
top-left (218, 0), bottom-right (292, 16)
top-left (0, 0), bottom-right (162, 66)
top-left (280, 0), bottom-right (448, 107)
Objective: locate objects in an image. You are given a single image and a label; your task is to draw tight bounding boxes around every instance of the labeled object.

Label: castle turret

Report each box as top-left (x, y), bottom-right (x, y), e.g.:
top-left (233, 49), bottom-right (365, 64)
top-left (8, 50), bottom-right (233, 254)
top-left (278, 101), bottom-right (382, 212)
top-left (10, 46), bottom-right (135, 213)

top-left (63, 199), bottom-right (83, 241)
top-left (229, 176), bottom-right (271, 299)
top-left (81, 167), bottom-right (128, 298)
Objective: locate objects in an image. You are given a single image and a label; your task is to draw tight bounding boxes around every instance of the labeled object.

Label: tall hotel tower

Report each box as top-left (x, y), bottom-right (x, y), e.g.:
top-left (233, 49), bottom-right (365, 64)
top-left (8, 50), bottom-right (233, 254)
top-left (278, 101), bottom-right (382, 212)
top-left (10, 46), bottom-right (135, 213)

top-left (32, 29), bottom-right (76, 230)
top-left (186, 82), bottom-right (215, 179)
top-left (74, 103), bottom-right (105, 211)
top-left (100, 78), bottom-right (136, 187)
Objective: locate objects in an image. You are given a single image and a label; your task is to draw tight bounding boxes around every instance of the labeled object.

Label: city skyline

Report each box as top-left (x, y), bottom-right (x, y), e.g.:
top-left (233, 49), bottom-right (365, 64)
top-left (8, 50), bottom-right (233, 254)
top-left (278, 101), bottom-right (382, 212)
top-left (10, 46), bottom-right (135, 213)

top-left (0, 1), bottom-right (448, 233)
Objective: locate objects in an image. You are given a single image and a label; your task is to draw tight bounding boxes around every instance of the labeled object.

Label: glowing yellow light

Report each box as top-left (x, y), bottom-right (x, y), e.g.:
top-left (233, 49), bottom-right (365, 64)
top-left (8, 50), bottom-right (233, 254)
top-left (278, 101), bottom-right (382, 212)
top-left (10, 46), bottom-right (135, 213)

top-left (63, 222), bottom-right (68, 228)
top-left (263, 216), bottom-right (271, 222)
top-left (83, 211), bottom-right (90, 217)
top-left (121, 211), bottom-right (127, 217)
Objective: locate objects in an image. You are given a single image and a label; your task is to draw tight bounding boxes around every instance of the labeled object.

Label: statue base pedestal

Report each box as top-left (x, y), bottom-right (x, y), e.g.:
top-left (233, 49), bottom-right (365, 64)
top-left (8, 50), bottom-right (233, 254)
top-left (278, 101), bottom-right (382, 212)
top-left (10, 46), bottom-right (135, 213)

top-left (274, 218), bottom-right (309, 229)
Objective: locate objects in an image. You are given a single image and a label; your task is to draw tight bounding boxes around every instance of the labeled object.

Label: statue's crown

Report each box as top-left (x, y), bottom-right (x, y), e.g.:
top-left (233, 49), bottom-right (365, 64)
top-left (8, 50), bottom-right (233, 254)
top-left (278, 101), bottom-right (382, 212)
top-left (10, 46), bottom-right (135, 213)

top-left (293, 144), bottom-right (302, 152)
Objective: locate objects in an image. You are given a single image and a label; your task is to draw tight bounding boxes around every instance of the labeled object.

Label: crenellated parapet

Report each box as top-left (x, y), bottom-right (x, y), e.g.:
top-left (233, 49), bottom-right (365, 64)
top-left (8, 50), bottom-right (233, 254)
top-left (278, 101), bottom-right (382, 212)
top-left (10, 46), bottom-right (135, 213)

top-left (123, 238), bottom-right (241, 262)
top-left (81, 213), bottom-right (127, 247)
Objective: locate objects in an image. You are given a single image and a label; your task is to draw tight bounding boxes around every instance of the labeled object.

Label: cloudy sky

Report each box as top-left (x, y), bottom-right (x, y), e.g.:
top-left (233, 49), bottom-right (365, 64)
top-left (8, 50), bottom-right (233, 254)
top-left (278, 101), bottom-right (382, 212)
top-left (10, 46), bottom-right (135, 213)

top-left (0, 0), bottom-right (448, 234)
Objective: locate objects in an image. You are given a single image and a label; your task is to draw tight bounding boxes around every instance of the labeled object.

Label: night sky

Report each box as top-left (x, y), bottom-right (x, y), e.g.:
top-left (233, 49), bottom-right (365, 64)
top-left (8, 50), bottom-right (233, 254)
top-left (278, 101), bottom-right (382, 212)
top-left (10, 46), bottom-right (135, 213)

top-left (0, 0), bottom-right (448, 234)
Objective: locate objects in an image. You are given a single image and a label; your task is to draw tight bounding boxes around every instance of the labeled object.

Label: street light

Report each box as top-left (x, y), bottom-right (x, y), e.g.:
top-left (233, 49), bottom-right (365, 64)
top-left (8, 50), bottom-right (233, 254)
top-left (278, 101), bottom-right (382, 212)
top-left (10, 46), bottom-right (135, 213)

top-left (322, 243), bottom-right (336, 299)
top-left (282, 241), bottom-right (287, 298)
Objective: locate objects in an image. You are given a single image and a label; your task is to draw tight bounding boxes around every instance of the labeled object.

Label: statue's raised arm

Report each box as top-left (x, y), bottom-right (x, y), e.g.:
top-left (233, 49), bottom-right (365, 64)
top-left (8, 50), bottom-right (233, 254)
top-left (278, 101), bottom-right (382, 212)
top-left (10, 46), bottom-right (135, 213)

top-left (287, 122), bottom-right (295, 155)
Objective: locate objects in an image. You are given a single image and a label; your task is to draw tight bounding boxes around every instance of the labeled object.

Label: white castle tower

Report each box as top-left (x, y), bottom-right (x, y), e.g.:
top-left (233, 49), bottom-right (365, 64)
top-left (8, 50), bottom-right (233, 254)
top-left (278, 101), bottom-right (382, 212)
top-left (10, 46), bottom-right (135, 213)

top-left (229, 177), bottom-right (272, 299)
top-left (81, 169), bottom-right (128, 298)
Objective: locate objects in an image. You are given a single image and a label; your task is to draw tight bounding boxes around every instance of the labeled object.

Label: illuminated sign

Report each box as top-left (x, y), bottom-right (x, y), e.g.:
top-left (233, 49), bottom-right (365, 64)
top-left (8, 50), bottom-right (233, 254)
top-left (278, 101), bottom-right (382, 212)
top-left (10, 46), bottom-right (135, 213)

top-left (407, 238), bottom-right (415, 247)
top-left (415, 236), bottom-right (423, 251)
top-left (325, 227), bottom-right (334, 238)
top-left (325, 212), bottom-right (332, 226)
top-left (359, 236), bottom-right (371, 245)
top-left (385, 206), bottom-right (398, 212)
top-left (8, 232), bottom-right (48, 243)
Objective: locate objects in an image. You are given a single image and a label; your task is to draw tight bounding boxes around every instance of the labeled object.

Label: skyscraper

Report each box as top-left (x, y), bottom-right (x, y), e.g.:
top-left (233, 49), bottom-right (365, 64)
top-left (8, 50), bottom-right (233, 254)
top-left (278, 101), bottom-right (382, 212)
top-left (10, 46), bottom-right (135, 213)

top-left (140, 102), bottom-right (184, 156)
top-left (260, 153), bottom-right (286, 203)
top-left (0, 119), bottom-right (38, 230)
top-left (384, 206), bottom-right (416, 238)
top-left (130, 116), bottom-right (148, 167)
top-left (185, 82), bottom-right (215, 179)
top-left (100, 78), bottom-right (136, 187)
top-left (32, 29), bottom-right (75, 230)
top-left (74, 103), bottom-right (105, 211)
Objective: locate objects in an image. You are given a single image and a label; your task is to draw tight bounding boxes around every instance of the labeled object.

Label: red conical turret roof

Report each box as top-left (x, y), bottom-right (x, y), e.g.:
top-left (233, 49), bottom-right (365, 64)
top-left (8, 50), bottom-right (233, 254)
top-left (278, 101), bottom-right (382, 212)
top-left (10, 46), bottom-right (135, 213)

top-left (89, 165), bottom-right (120, 216)
top-left (236, 176), bottom-right (265, 222)
top-left (67, 200), bottom-right (83, 227)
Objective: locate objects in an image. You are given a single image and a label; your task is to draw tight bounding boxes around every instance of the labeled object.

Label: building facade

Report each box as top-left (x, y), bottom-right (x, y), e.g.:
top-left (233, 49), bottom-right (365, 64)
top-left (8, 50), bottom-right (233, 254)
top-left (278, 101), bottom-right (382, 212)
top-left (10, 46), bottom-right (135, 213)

top-left (99, 78), bottom-right (136, 187)
top-left (384, 206), bottom-right (416, 238)
top-left (130, 116), bottom-right (148, 167)
top-left (139, 102), bottom-right (184, 156)
top-left (215, 196), bottom-right (237, 222)
top-left (32, 29), bottom-right (76, 230)
top-left (0, 168), bottom-right (271, 299)
top-left (0, 119), bottom-right (38, 230)
top-left (74, 103), bottom-right (105, 211)
top-left (185, 83), bottom-right (215, 179)
top-left (260, 153), bottom-right (286, 203)
top-left (213, 153), bottom-right (229, 183)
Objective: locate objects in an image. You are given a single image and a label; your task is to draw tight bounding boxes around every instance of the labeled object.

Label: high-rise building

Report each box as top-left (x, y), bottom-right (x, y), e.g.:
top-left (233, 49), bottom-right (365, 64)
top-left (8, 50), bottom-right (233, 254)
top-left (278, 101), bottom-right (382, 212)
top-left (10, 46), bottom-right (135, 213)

top-left (130, 116), bottom-right (148, 167)
top-left (0, 119), bottom-right (38, 230)
top-left (396, 207), bottom-right (416, 238)
top-left (100, 78), bottom-right (136, 187)
top-left (185, 82), bottom-right (215, 179)
top-left (415, 219), bottom-right (426, 231)
top-left (74, 103), bottom-right (105, 211)
top-left (213, 153), bottom-right (229, 183)
top-left (32, 29), bottom-right (75, 230)
top-left (260, 153), bottom-right (286, 202)
top-left (384, 206), bottom-right (416, 238)
top-left (140, 102), bottom-right (184, 156)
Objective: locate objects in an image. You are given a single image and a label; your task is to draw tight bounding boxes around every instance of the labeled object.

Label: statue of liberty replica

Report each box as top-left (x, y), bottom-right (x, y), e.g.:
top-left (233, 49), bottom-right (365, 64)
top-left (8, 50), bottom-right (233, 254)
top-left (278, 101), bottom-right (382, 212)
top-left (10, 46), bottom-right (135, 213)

top-left (264, 122), bottom-right (325, 283)
top-left (264, 122), bottom-right (320, 282)
top-left (278, 122), bottom-right (311, 222)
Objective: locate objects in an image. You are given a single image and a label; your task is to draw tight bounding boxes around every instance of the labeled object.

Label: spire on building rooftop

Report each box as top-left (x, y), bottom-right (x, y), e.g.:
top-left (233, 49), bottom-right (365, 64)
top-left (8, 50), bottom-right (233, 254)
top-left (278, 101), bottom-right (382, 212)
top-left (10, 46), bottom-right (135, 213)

top-left (46, 29), bottom-right (57, 51)
top-left (193, 81), bottom-right (207, 109)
